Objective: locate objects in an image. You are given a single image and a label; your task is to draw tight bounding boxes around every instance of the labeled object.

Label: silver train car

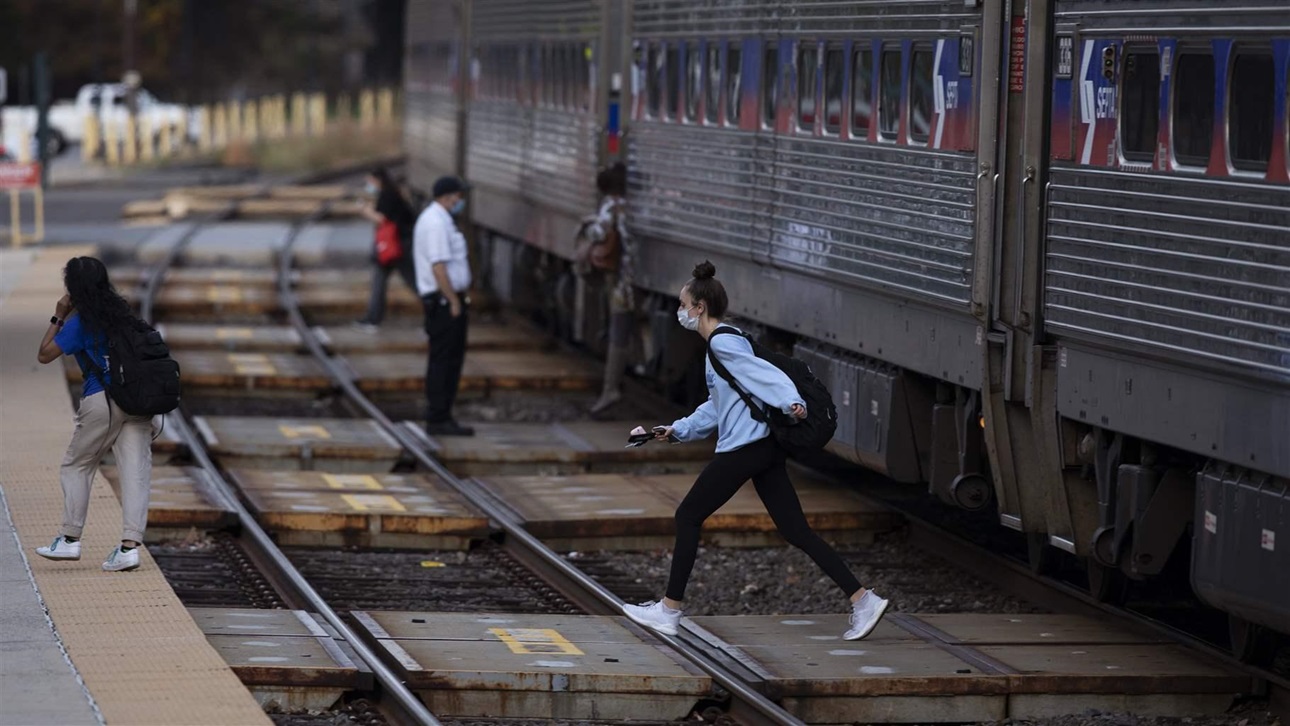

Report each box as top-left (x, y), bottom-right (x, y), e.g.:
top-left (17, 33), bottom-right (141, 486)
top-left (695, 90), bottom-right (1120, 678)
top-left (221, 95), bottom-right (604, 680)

top-left (404, 0), bottom-right (1290, 661)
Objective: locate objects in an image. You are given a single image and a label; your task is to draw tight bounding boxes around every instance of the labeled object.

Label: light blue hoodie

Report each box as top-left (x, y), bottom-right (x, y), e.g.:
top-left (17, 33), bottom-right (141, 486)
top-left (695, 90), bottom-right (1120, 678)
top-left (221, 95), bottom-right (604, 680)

top-left (670, 326), bottom-right (805, 453)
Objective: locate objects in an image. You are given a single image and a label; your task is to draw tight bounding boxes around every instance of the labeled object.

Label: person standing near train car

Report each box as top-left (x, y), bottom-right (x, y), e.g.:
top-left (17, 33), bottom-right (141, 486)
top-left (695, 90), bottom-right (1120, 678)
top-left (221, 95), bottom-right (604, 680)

top-left (414, 175), bottom-right (475, 437)
top-left (34, 257), bottom-right (155, 572)
top-left (577, 163), bottom-right (635, 415)
top-left (622, 261), bottom-right (889, 640)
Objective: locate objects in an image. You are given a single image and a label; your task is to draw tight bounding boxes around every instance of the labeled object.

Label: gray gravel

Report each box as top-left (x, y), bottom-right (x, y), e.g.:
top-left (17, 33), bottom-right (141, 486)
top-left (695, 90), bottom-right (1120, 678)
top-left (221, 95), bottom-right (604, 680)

top-left (577, 533), bottom-right (1045, 617)
top-left (976, 706), bottom-right (1281, 726)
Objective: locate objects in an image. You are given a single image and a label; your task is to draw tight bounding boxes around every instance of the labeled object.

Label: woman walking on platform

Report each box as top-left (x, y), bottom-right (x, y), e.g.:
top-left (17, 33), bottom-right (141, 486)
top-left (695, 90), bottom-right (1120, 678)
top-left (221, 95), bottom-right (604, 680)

top-left (35, 257), bottom-right (154, 572)
top-left (622, 261), bottom-right (889, 640)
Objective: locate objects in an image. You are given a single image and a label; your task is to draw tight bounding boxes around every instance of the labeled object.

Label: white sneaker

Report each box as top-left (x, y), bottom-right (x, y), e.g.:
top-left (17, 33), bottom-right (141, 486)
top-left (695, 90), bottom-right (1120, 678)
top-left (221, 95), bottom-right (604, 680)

top-left (102, 546), bottom-right (140, 572)
top-left (622, 599), bottom-right (682, 636)
top-left (35, 536), bottom-right (81, 561)
top-left (844, 590), bottom-right (890, 640)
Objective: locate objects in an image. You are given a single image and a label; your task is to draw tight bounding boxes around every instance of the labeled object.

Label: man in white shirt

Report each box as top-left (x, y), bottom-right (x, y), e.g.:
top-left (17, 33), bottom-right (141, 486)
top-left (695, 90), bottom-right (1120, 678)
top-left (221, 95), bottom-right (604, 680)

top-left (413, 175), bottom-right (474, 436)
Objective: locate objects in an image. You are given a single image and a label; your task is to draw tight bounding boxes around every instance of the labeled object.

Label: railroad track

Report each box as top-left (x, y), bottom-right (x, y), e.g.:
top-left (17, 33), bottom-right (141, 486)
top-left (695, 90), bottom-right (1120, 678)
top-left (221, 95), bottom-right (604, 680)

top-left (135, 206), bottom-right (803, 726)
top-left (127, 189), bottom-right (1285, 726)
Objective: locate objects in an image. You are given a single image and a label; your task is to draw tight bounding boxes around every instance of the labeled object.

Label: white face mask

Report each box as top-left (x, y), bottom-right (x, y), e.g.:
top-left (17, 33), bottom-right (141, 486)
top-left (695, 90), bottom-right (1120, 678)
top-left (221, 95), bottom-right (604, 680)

top-left (677, 305), bottom-right (700, 331)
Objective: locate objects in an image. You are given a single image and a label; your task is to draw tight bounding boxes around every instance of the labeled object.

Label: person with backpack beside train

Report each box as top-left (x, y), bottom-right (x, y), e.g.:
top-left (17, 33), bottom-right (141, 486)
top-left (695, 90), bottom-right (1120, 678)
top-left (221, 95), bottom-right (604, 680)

top-left (35, 257), bottom-right (180, 572)
top-left (353, 166), bottom-right (418, 332)
top-left (622, 261), bottom-right (889, 640)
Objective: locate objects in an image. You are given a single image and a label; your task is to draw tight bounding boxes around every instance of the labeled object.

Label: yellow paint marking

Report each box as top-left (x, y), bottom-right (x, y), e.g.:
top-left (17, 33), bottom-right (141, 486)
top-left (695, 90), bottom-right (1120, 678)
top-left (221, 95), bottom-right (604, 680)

top-left (420, 560), bottom-right (445, 568)
top-left (488, 628), bottom-right (584, 656)
top-left (205, 285), bottom-right (244, 302)
top-left (278, 424), bottom-right (332, 440)
top-left (322, 474), bottom-right (383, 491)
top-left (216, 327), bottom-right (254, 340)
top-left (341, 493), bottom-right (406, 512)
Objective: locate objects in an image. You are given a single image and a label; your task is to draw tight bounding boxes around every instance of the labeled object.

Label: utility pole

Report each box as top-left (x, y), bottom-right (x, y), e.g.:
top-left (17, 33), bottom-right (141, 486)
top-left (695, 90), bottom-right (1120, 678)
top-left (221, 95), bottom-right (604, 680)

top-left (123, 0), bottom-right (138, 114)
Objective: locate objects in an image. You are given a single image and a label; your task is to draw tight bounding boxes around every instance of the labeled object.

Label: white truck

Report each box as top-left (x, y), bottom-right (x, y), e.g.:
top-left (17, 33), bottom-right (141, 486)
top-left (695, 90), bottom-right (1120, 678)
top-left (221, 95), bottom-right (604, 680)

top-left (2, 83), bottom-right (196, 157)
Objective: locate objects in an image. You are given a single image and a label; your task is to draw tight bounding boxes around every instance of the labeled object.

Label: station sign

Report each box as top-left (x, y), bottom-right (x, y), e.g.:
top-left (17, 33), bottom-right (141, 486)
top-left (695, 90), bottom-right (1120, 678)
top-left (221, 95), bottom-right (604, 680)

top-left (0, 162), bottom-right (41, 189)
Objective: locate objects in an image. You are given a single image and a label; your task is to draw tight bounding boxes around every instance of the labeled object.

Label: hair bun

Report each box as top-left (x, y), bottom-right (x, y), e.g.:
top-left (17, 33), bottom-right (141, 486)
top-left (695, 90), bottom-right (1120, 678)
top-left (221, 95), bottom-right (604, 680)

top-left (692, 260), bottom-right (716, 280)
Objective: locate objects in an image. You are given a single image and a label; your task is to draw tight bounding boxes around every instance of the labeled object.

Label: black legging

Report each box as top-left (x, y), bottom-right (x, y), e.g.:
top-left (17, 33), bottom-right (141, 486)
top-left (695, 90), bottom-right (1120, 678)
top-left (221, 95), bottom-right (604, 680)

top-left (666, 436), bottom-right (863, 601)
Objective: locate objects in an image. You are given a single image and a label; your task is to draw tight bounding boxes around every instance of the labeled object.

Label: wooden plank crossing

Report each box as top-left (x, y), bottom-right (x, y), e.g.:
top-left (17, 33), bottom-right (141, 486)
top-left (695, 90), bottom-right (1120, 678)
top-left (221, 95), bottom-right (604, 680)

top-left (351, 611), bottom-right (711, 720)
top-left (100, 465), bottom-right (237, 538)
top-left (170, 351), bottom-right (333, 390)
top-left (156, 324), bottom-right (304, 353)
top-left (315, 320), bottom-right (548, 354)
top-left (349, 350), bottom-right (600, 394)
top-left (471, 471), bottom-right (900, 549)
top-left (195, 416), bottom-right (404, 471)
top-left (403, 420), bottom-right (713, 475)
top-left (225, 469), bottom-right (489, 548)
top-left (189, 607), bottom-right (371, 711)
top-left (685, 614), bottom-right (1251, 723)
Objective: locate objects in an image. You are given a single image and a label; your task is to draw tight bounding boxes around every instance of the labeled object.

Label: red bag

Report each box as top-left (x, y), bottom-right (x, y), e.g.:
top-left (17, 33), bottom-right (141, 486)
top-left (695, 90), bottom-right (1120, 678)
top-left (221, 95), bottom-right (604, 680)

top-left (375, 221), bottom-right (402, 266)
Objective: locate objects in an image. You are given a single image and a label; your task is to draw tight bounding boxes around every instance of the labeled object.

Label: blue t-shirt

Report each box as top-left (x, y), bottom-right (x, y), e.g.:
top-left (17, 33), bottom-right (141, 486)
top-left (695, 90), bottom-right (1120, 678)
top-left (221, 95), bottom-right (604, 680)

top-left (54, 313), bottom-right (110, 397)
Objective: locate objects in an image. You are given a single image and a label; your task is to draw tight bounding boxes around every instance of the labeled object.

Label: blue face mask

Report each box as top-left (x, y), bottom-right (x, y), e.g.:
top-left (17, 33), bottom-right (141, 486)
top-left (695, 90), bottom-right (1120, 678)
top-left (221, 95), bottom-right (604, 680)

top-left (364, 182), bottom-right (378, 195)
top-left (450, 198), bottom-right (466, 216)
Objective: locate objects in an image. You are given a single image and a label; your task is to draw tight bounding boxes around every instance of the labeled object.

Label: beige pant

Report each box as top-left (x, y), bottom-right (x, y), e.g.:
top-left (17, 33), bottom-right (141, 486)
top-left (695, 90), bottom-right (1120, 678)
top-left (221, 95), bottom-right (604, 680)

top-left (60, 392), bottom-right (154, 543)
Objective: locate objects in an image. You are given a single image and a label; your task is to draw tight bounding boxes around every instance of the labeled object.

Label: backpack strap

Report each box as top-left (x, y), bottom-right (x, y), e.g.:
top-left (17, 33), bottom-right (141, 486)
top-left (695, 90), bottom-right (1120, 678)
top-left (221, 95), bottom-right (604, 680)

top-left (705, 327), bottom-right (768, 424)
top-left (75, 350), bottom-right (108, 391)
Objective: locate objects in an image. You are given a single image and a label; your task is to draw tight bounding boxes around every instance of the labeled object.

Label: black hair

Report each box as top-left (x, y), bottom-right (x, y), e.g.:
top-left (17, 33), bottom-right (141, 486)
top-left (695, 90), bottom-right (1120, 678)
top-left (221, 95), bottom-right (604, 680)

top-left (63, 256), bottom-right (133, 338)
top-left (684, 260), bottom-right (728, 319)
top-left (369, 166), bottom-right (394, 189)
top-left (596, 162), bottom-right (627, 197)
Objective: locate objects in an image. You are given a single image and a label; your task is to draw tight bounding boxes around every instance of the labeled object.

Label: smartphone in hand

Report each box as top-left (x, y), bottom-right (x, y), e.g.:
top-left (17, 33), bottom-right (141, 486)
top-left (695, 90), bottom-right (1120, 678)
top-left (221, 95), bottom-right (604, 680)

top-left (652, 426), bottom-right (680, 444)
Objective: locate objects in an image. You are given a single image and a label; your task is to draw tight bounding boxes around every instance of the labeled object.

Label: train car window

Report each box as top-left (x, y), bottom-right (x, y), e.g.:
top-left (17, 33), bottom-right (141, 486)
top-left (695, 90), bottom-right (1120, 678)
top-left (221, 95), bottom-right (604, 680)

top-left (878, 48), bottom-right (901, 140)
top-left (647, 43), bottom-right (662, 118)
top-left (1229, 52), bottom-right (1274, 172)
top-left (706, 44), bottom-right (722, 124)
top-left (726, 46), bottom-right (742, 124)
top-left (541, 45), bottom-right (554, 107)
top-left (909, 46), bottom-right (934, 144)
top-left (852, 48), bottom-right (873, 137)
top-left (762, 46), bottom-right (778, 128)
top-left (685, 42), bottom-right (701, 121)
top-left (1120, 50), bottom-right (1160, 162)
top-left (580, 44), bottom-right (593, 111)
top-left (1172, 53), bottom-right (1214, 166)
top-left (666, 44), bottom-right (680, 119)
top-left (823, 45), bottom-right (844, 134)
top-left (798, 44), bottom-right (818, 130)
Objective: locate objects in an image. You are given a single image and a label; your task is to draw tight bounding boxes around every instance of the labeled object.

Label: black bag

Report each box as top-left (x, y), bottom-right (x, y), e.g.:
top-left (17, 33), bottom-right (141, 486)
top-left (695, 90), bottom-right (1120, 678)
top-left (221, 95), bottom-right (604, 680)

top-left (80, 317), bottom-right (181, 416)
top-left (706, 326), bottom-right (837, 457)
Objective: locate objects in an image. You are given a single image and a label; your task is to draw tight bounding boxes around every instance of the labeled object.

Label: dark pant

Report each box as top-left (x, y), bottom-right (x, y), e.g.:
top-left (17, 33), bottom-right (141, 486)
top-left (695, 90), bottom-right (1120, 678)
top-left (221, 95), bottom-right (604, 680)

top-left (423, 293), bottom-right (469, 424)
top-left (361, 255), bottom-right (417, 325)
top-left (666, 436), bottom-right (862, 601)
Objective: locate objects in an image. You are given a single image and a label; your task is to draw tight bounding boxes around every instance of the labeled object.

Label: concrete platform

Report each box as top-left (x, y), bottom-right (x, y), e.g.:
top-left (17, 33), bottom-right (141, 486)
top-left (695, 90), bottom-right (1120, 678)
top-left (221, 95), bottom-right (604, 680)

top-left (348, 350), bottom-right (601, 394)
top-left (195, 416), bottom-right (403, 472)
top-left (472, 471), bottom-right (900, 550)
top-left (686, 614), bottom-right (1251, 723)
top-left (225, 469), bottom-right (490, 548)
top-left (100, 465), bottom-right (238, 541)
top-left (351, 611), bottom-right (712, 720)
top-left (1, 246), bottom-right (270, 725)
top-left (189, 607), bottom-right (371, 711)
top-left (403, 420), bottom-right (714, 476)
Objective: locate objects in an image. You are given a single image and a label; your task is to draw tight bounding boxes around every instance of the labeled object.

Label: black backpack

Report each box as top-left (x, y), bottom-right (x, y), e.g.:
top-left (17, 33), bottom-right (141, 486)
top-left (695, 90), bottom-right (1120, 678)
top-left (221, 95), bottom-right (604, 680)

top-left (705, 326), bottom-right (837, 457)
top-left (79, 317), bottom-right (181, 416)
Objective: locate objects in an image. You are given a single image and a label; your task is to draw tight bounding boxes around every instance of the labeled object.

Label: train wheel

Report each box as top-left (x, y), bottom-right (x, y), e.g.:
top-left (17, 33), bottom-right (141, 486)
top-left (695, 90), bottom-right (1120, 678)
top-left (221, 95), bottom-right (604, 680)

top-left (1228, 616), bottom-right (1277, 666)
top-left (950, 473), bottom-right (992, 512)
top-left (1027, 532), bottom-right (1058, 576)
top-left (1086, 560), bottom-right (1129, 605)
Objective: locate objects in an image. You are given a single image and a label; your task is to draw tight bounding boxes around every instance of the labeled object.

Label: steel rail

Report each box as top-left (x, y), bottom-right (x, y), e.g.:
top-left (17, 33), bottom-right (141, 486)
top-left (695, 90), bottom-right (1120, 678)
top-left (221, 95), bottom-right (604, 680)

top-left (140, 211), bottom-right (444, 726)
top-left (275, 230), bottom-right (804, 726)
